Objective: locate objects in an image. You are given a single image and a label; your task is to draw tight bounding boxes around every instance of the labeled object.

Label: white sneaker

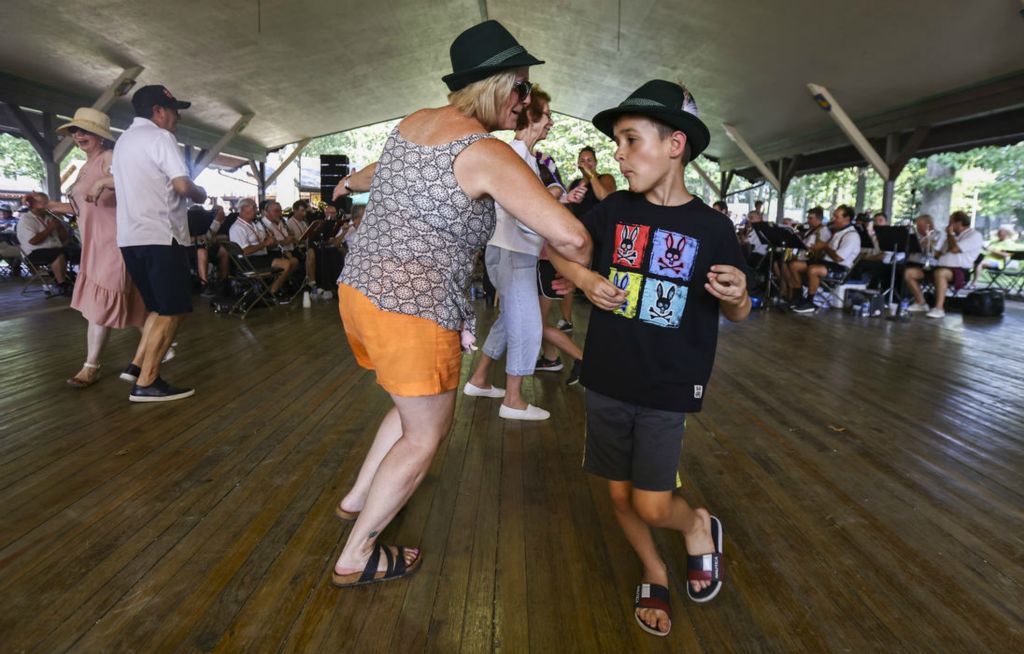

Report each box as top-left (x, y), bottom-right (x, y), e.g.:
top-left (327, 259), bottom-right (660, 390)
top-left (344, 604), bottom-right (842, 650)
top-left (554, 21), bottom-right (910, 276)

top-left (498, 404), bottom-right (550, 421)
top-left (925, 308), bottom-right (946, 319)
top-left (161, 343), bottom-right (177, 363)
top-left (907, 302), bottom-right (929, 313)
top-left (463, 381), bottom-right (506, 398)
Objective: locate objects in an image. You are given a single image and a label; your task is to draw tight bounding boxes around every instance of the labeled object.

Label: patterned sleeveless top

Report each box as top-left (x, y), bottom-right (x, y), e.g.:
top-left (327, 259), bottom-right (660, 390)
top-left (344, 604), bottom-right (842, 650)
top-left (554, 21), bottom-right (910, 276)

top-left (340, 126), bottom-right (496, 332)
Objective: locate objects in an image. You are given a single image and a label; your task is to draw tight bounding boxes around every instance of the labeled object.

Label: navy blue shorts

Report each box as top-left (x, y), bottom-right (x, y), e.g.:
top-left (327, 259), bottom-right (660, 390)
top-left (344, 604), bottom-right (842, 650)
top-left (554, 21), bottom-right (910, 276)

top-left (27, 248), bottom-right (64, 266)
top-left (121, 241), bottom-right (193, 315)
top-left (583, 389), bottom-right (685, 492)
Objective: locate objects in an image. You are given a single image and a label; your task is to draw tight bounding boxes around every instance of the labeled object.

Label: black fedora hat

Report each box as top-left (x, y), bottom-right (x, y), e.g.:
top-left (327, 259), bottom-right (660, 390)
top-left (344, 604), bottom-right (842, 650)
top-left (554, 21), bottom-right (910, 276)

top-left (442, 20), bottom-right (544, 92)
top-left (592, 80), bottom-right (711, 158)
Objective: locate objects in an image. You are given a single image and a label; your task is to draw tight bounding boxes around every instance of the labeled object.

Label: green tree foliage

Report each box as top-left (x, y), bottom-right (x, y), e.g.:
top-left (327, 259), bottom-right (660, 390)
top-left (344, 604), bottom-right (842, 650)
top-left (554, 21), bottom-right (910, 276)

top-left (0, 133), bottom-right (44, 182)
top-left (304, 116), bottom-right (1022, 227)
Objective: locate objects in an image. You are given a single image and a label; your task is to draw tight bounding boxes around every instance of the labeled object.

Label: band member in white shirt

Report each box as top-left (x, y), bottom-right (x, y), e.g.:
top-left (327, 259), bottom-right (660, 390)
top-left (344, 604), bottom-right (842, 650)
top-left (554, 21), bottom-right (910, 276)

top-left (228, 198), bottom-right (296, 297)
top-left (905, 210), bottom-right (983, 318)
top-left (782, 206), bottom-right (830, 304)
top-left (791, 205), bottom-right (860, 313)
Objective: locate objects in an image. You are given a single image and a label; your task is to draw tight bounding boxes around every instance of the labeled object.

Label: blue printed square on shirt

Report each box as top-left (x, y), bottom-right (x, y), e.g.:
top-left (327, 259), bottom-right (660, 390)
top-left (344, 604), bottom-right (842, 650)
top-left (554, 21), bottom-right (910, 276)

top-left (639, 279), bottom-right (687, 328)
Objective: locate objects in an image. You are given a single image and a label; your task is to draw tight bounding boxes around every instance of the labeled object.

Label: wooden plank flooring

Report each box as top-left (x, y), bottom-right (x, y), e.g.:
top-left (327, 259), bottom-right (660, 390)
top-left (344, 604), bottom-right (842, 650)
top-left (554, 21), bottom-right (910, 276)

top-left (1, 280), bottom-right (1022, 653)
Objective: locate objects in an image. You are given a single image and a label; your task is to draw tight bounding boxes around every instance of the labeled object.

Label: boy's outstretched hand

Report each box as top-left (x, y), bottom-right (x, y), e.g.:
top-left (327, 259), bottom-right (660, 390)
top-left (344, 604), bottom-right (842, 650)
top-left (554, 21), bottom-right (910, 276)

top-left (582, 271), bottom-right (629, 311)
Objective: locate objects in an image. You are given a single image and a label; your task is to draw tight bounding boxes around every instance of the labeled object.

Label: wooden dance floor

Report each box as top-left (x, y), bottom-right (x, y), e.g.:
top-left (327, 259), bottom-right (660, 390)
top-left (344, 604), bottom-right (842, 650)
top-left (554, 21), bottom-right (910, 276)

top-left (1, 281), bottom-right (1022, 652)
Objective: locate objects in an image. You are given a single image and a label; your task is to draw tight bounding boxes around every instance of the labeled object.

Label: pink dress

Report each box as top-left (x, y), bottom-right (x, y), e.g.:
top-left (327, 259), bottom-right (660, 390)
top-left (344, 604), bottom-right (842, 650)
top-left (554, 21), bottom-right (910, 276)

top-left (69, 153), bottom-right (147, 328)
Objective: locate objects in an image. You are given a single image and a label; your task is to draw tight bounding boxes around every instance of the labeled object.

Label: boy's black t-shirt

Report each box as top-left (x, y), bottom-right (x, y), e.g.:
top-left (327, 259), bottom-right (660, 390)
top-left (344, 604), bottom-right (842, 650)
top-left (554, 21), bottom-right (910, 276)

top-left (579, 191), bottom-right (746, 413)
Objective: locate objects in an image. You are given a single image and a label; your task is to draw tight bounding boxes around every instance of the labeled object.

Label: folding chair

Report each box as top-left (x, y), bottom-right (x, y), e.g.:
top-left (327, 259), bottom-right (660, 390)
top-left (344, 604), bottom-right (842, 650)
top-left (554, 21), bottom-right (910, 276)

top-left (814, 254), bottom-right (863, 310)
top-left (19, 248), bottom-right (60, 297)
top-left (223, 242), bottom-right (278, 318)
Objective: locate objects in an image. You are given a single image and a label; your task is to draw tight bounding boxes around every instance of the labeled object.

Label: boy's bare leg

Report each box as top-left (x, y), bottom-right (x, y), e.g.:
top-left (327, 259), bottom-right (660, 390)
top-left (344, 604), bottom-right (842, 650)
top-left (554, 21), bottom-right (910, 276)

top-left (631, 488), bottom-right (715, 593)
top-left (609, 481), bottom-right (671, 634)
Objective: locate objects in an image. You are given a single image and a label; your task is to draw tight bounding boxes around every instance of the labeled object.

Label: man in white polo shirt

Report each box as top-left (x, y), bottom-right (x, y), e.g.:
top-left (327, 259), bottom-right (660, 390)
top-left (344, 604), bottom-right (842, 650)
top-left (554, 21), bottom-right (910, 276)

top-left (113, 84), bottom-right (207, 402)
top-left (905, 210), bottom-right (983, 319)
top-left (16, 191), bottom-right (72, 293)
top-left (791, 204), bottom-right (861, 313)
top-left (228, 198), bottom-right (296, 299)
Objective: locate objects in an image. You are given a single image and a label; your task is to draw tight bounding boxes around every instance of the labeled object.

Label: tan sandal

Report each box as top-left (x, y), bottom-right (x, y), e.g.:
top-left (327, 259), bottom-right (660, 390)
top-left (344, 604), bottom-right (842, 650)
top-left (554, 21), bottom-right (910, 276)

top-left (67, 362), bottom-right (101, 388)
top-left (335, 505), bottom-right (359, 521)
top-left (331, 543), bottom-right (422, 588)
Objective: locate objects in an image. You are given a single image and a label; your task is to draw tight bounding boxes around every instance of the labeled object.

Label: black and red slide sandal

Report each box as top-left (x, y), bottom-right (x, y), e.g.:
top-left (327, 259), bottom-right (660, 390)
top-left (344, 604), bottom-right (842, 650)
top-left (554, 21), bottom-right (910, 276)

top-left (634, 583), bottom-right (672, 636)
top-left (686, 515), bottom-right (724, 603)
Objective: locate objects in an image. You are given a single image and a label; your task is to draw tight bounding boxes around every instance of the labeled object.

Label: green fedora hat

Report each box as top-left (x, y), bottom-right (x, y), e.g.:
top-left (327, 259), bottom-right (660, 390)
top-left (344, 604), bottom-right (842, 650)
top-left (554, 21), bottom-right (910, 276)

top-left (442, 20), bottom-right (544, 92)
top-left (592, 80), bottom-right (711, 158)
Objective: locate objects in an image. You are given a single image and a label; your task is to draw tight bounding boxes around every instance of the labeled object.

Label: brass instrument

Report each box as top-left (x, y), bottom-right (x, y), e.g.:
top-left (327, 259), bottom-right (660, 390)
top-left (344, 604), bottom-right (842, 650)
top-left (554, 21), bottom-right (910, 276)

top-left (919, 228), bottom-right (937, 270)
top-left (802, 224), bottom-right (825, 262)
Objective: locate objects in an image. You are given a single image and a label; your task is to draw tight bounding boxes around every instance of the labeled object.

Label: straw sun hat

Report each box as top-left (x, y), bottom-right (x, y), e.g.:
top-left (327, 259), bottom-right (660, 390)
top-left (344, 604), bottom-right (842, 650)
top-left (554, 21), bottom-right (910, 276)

top-left (56, 107), bottom-right (115, 141)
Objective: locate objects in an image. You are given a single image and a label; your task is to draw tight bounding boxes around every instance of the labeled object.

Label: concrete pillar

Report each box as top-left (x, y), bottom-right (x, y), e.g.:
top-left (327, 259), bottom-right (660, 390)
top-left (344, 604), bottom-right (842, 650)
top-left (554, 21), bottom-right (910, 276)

top-left (920, 155), bottom-right (954, 230)
top-left (882, 179), bottom-right (895, 219)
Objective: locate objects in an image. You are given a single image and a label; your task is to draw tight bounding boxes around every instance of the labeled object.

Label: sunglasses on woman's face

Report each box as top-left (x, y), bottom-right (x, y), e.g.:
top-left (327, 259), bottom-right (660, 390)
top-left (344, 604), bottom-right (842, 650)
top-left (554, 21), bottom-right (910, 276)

top-left (513, 79), bottom-right (533, 102)
top-left (67, 126), bottom-right (83, 135)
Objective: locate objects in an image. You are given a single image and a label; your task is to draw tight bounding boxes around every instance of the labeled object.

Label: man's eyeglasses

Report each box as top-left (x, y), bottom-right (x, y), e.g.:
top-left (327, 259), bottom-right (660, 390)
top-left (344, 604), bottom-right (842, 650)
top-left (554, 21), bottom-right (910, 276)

top-left (513, 79), bottom-right (533, 102)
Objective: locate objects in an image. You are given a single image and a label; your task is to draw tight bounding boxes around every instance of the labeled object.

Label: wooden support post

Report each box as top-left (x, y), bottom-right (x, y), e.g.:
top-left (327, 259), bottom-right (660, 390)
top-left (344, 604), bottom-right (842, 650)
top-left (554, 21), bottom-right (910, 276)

top-left (52, 65), bottom-right (144, 163)
top-left (193, 113), bottom-right (254, 175)
top-left (248, 159), bottom-right (267, 205)
top-left (264, 138), bottom-right (311, 188)
top-left (774, 156), bottom-right (800, 222)
top-left (723, 123), bottom-right (782, 189)
top-left (690, 161), bottom-right (720, 198)
top-left (881, 126), bottom-right (930, 218)
top-left (719, 170), bottom-right (734, 200)
top-left (806, 83), bottom-right (889, 179)
top-left (5, 103), bottom-right (61, 197)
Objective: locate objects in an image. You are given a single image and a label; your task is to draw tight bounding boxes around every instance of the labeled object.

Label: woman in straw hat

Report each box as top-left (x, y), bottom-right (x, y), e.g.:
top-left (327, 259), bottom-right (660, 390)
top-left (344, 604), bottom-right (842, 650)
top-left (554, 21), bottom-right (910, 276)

top-left (51, 108), bottom-right (147, 387)
top-left (327, 20), bottom-right (625, 588)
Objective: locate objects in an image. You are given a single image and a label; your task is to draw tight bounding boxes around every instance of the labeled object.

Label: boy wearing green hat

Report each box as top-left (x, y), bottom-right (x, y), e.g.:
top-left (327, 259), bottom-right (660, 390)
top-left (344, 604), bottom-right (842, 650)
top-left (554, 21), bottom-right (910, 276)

top-left (550, 80), bottom-right (751, 636)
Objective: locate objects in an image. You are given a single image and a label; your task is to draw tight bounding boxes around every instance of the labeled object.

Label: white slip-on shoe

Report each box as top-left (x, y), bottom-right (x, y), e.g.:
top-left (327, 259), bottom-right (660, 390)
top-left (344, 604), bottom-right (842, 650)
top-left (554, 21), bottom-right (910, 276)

top-left (463, 381), bottom-right (506, 398)
top-left (498, 404), bottom-right (550, 421)
top-left (907, 302), bottom-right (929, 313)
top-left (926, 308), bottom-right (946, 319)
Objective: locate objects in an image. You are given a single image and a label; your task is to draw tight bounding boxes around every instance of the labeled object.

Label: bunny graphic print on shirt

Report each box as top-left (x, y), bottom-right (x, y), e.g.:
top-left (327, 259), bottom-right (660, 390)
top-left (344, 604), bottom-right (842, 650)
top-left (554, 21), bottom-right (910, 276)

top-left (607, 225), bottom-right (698, 329)
top-left (579, 192), bottom-right (748, 412)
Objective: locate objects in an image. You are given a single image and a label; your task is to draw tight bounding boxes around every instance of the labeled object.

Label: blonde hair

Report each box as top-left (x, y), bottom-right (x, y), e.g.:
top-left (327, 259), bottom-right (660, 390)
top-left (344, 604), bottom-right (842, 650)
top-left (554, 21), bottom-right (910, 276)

top-left (447, 69), bottom-right (519, 130)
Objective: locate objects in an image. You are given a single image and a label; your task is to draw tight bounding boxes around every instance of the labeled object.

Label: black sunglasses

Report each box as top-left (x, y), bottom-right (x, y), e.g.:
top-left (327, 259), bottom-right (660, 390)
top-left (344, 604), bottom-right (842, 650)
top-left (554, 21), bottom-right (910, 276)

top-left (513, 79), bottom-right (533, 102)
top-left (67, 126), bottom-right (83, 134)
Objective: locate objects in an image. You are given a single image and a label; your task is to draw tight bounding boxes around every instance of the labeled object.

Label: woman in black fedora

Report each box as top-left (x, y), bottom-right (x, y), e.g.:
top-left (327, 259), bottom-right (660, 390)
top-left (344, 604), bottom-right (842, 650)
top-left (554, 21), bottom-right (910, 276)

top-left (328, 20), bottom-right (622, 588)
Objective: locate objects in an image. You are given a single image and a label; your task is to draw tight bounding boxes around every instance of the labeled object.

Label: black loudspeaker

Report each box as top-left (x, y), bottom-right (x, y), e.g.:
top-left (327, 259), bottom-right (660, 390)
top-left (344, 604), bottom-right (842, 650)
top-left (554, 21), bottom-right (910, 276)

top-left (320, 154), bottom-right (350, 207)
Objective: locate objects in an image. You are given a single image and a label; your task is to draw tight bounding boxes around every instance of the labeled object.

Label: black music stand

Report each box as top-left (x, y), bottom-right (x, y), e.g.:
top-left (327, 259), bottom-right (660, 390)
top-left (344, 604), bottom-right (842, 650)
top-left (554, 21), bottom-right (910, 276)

top-left (187, 207), bottom-right (217, 237)
top-left (752, 223), bottom-right (806, 307)
top-left (874, 226), bottom-right (911, 308)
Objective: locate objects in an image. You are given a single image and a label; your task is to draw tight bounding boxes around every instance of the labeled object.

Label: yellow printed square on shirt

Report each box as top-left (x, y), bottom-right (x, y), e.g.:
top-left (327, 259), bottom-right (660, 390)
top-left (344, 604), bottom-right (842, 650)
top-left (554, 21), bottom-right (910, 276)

top-left (608, 267), bottom-right (643, 319)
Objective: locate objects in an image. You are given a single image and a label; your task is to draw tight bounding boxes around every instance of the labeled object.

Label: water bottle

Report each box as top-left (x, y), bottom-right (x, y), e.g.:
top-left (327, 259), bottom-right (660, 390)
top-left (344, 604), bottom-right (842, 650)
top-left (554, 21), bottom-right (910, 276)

top-left (302, 290), bottom-right (312, 308)
top-left (860, 302), bottom-right (869, 318)
top-left (898, 298), bottom-right (909, 318)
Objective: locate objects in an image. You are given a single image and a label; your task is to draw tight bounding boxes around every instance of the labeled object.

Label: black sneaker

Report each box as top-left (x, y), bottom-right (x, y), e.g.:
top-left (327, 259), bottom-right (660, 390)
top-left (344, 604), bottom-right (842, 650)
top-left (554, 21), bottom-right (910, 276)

top-left (535, 356), bottom-right (564, 372)
top-left (556, 319), bottom-right (574, 333)
top-left (566, 359), bottom-right (582, 386)
top-left (274, 291), bottom-right (292, 305)
top-left (119, 363), bottom-right (141, 383)
top-left (791, 299), bottom-right (816, 314)
top-left (200, 281), bottom-right (216, 298)
top-left (129, 377), bottom-right (195, 403)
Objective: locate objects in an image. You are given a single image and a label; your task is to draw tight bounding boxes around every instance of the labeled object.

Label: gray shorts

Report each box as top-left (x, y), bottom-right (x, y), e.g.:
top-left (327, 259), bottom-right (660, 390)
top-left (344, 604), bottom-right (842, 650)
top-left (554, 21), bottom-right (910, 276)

top-left (583, 389), bottom-right (685, 492)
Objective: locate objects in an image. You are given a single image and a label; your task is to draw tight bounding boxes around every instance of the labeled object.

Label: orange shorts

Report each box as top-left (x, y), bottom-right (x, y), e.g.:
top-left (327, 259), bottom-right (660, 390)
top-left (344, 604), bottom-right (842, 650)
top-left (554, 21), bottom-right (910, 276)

top-left (337, 283), bottom-right (462, 397)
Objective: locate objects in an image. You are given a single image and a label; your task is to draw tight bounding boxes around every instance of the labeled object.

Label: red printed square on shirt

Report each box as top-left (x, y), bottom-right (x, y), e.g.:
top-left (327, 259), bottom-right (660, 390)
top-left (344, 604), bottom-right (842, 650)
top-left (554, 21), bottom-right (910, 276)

top-left (611, 223), bottom-right (650, 269)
